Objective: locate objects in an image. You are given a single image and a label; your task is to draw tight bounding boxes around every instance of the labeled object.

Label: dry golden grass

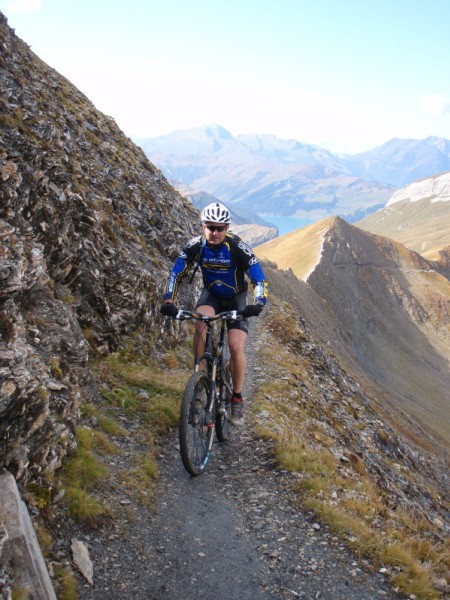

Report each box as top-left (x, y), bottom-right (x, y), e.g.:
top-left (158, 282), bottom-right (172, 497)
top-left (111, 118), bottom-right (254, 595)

top-left (357, 197), bottom-right (450, 260)
top-left (255, 217), bottom-right (334, 280)
top-left (53, 566), bottom-right (78, 600)
top-left (34, 522), bottom-right (52, 555)
top-left (276, 438), bottom-right (336, 475)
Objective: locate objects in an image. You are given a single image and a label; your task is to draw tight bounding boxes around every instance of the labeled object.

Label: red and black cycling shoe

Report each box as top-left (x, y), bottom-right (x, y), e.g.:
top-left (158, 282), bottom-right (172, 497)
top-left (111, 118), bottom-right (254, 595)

top-left (230, 395), bottom-right (245, 426)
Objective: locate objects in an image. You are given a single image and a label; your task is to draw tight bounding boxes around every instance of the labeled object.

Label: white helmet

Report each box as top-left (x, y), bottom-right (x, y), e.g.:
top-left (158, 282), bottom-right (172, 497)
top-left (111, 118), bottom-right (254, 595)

top-left (201, 202), bottom-right (231, 224)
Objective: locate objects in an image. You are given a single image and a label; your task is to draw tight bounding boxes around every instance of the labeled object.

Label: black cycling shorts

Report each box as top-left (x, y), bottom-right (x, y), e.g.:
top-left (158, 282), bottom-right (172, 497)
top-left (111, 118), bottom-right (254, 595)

top-left (195, 289), bottom-right (249, 334)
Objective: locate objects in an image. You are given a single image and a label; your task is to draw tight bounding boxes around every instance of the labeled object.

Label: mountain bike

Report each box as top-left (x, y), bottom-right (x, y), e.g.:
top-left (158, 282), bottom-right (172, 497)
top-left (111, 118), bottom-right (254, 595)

top-left (171, 309), bottom-right (242, 476)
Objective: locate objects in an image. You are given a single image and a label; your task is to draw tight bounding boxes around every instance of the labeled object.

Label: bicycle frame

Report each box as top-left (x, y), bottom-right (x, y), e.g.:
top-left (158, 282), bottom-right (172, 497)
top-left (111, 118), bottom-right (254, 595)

top-left (177, 310), bottom-right (239, 422)
top-left (172, 309), bottom-right (241, 475)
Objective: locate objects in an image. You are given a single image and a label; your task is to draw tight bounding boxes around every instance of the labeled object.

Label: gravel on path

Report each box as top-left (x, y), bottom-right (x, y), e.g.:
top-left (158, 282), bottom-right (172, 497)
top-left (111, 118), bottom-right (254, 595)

top-left (74, 320), bottom-right (402, 600)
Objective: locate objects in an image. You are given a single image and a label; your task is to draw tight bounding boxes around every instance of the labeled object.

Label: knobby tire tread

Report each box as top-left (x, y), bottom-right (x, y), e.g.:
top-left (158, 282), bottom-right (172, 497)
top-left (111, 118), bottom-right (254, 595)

top-left (179, 371), bottom-right (214, 476)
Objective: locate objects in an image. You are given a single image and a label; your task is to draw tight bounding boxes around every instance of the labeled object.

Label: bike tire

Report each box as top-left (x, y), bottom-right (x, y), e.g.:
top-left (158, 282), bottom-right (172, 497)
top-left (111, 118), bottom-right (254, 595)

top-left (216, 359), bottom-right (232, 442)
top-left (179, 371), bottom-right (214, 476)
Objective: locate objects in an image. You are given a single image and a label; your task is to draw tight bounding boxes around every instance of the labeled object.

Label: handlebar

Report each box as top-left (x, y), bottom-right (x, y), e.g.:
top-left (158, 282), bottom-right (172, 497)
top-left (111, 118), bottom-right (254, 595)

top-left (174, 309), bottom-right (243, 322)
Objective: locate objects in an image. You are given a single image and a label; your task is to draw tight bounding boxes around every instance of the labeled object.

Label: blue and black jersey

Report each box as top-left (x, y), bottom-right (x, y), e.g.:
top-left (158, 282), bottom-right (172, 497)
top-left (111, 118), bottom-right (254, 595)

top-left (163, 232), bottom-right (268, 304)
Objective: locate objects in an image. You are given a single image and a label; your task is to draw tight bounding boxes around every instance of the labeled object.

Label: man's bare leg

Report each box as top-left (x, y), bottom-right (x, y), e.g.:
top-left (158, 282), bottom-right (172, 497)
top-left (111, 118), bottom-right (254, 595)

top-left (228, 328), bottom-right (247, 426)
top-left (227, 328), bottom-right (247, 393)
top-left (193, 304), bottom-right (215, 369)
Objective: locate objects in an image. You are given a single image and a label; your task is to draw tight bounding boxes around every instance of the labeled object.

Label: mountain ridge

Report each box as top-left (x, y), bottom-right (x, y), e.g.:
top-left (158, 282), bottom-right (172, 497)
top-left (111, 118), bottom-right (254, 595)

top-left (386, 170), bottom-right (450, 205)
top-left (346, 136), bottom-right (450, 186)
top-left (256, 217), bottom-right (450, 443)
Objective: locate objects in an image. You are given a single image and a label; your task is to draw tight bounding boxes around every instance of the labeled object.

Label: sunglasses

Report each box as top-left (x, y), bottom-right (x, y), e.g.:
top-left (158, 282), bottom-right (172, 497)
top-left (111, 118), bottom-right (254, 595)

top-left (205, 224), bottom-right (227, 232)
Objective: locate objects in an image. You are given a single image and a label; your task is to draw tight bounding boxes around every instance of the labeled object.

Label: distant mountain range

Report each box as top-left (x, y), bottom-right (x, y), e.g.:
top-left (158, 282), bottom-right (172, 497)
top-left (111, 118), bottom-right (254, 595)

top-left (137, 125), bottom-right (450, 222)
top-left (345, 136), bottom-right (450, 186)
top-left (172, 182), bottom-right (278, 245)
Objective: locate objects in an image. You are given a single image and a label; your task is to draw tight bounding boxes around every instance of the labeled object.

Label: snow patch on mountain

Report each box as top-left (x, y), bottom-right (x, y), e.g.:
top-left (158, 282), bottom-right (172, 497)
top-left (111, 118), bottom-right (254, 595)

top-left (386, 171), bottom-right (450, 205)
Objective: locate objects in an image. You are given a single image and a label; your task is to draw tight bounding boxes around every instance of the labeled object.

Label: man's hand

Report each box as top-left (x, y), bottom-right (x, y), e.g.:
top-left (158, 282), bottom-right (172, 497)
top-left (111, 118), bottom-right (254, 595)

top-left (160, 302), bottom-right (179, 318)
top-left (241, 304), bottom-right (264, 318)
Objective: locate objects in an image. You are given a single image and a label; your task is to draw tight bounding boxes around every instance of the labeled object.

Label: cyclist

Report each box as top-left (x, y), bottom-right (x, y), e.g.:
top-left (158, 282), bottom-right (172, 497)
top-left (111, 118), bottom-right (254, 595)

top-left (160, 202), bottom-right (268, 426)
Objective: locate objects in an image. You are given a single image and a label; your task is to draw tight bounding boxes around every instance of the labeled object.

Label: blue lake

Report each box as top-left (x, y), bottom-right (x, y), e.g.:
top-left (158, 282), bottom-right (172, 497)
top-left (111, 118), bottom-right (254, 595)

top-left (263, 216), bottom-right (316, 236)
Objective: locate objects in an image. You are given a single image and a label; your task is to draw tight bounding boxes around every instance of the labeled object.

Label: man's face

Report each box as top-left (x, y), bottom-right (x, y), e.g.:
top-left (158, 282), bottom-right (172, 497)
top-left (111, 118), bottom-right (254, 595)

top-left (202, 222), bottom-right (229, 246)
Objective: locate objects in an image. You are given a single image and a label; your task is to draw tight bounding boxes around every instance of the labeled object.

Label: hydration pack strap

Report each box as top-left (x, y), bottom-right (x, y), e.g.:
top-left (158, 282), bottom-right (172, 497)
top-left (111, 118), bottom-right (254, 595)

top-left (189, 238), bottom-right (206, 284)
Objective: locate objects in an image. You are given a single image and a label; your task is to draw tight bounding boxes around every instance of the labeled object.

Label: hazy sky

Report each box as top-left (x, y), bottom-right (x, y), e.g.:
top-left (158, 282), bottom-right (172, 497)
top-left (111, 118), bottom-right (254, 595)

top-left (2, 0), bottom-right (450, 153)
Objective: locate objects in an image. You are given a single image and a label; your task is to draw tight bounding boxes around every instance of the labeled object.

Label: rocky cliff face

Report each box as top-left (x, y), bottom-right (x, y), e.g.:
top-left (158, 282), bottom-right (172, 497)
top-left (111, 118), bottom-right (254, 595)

top-left (0, 12), bottom-right (199, 484)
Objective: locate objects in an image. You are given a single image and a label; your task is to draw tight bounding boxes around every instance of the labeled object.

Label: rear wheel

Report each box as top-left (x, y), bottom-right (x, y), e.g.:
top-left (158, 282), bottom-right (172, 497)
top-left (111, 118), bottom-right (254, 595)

top-left (216, 360), bottom-right (232, 442)
top-left (179, 372), bottom-right (214, 476)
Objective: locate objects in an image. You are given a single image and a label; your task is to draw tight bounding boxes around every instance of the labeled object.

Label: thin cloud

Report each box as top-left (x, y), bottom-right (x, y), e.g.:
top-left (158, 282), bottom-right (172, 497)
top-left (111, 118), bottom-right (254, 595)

top-left (4, 0), bottom-right (42, 14)
top-left (420, 94), bottom-right (450, 117)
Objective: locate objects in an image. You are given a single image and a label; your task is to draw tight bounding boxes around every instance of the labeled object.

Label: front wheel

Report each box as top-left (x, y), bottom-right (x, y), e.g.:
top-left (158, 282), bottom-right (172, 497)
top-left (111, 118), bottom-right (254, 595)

top-left (179, 372), bottom-right (214, 476)
top-left (216, 360), bottom-right (232, 442)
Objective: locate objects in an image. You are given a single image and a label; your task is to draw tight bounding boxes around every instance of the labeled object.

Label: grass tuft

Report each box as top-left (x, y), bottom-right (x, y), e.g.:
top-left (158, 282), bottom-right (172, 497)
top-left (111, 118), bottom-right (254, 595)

top-left (54, 566), bottom-right (78, 600)
top-left (118, 452), bottom-right (160, 506)
top-left (64, 486), bottom-right (109, 524)
top-left (59, 425), bottom-right (111, 525)
top-left (276, 438), bottom-right (336, 475)
top-left (81, 403), bottom-right (129, 437)
top-left (97, 356), bottom-right (186, 434)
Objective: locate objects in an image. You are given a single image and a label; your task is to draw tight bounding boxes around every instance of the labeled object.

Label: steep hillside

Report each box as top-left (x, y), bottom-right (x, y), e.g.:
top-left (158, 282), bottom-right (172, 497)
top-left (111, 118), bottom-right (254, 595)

top-left (0, 12), bottom-right (199, 484)
top-left (139, 125), bottom-right (394, 221)
top-left (253, 217), bottom-right (334, 279)
top-left (256, 218), bottom-right (450, 443)
top-left (357, 171), bottom-right (450, 260)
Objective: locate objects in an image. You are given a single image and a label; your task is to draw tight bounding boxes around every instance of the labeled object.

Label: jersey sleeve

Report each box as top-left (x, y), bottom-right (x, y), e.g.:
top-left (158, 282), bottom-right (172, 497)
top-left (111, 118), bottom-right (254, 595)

top-left (235, 238), bottom-right (268, 305)
top-left (163, 236), bottom-right (202, 301)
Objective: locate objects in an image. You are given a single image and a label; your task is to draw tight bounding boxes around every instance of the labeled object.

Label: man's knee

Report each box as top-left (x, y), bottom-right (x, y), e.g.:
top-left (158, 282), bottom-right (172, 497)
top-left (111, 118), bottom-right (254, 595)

top-left (229, 338), bottom-right (245, 355)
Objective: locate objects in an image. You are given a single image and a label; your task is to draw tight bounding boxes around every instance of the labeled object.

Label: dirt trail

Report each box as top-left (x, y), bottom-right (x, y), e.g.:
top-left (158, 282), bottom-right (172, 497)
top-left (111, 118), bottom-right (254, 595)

top-left (76, 320), bottom-right (400, 600)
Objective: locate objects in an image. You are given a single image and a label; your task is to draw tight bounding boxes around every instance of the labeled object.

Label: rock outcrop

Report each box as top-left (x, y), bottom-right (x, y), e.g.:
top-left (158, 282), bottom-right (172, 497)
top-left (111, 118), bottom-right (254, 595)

top-left (0, 12), bottom-right (199, 484)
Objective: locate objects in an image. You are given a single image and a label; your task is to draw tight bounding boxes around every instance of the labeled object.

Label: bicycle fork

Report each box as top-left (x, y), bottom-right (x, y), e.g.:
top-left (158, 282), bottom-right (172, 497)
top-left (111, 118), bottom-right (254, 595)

top-left (205, 358), bottom-right (219, 428)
